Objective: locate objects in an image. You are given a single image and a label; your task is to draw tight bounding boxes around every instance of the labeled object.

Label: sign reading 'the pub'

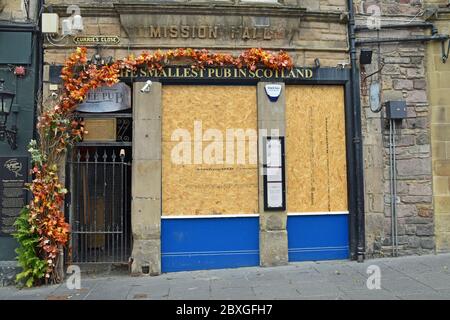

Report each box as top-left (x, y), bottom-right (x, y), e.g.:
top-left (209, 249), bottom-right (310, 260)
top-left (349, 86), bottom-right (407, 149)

top-left (0, 157), bottom-right (28, 235)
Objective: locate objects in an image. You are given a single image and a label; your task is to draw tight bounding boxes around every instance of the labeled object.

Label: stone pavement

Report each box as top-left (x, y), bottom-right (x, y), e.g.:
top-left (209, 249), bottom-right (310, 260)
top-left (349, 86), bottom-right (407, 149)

top-left (1, 254), bottom-right (449, 300)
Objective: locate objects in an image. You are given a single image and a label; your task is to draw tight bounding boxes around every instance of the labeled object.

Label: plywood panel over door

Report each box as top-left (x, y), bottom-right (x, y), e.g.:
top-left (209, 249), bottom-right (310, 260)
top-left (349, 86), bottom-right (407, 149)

top-left (162, 85), bottom-right (258, 216)
top-left (286, 85), bottom-right (348, 213)
top-left (285, 85), bottom-right (349, 262)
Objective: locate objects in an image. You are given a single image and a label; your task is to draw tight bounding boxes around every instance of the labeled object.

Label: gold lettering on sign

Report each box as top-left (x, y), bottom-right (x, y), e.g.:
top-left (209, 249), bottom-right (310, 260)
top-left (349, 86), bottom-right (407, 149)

top-left (242, 27), bottom-right (251, 40)
top-left (263, 28), bottom-right (272, 40)
top-left (145, 25), bottom-right (281, 40)
top-left (169, 25), bottom-right (178, 38)
top-left (150, 26), bottom-right (160, 38)
top-left (209, 26), bottom-right (218, 39)
top-left (120, 66), bottom-right (314, 79)
top-left (198, 26), bottom-right (207, 39)
top-left (181, 25), bottom-right (190, 38)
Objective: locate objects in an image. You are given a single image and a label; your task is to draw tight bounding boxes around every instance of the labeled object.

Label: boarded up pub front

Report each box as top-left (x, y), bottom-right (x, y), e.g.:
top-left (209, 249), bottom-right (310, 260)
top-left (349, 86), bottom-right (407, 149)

top-left (52, 2), bottom-right (359, 274)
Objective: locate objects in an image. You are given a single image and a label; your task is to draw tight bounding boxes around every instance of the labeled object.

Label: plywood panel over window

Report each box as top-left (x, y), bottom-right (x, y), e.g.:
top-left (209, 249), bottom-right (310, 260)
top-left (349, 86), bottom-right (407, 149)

top-left (286, 85), bottom-right (348, 213)
top-left (162, 85), bottom-right (258, 216)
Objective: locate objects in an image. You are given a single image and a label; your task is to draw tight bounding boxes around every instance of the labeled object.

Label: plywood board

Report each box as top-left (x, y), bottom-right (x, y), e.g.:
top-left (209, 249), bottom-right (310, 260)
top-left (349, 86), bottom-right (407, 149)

top-left (162, 85), bottom-right (258, 216)
top-left (286, 85), bottom-right (348, 213)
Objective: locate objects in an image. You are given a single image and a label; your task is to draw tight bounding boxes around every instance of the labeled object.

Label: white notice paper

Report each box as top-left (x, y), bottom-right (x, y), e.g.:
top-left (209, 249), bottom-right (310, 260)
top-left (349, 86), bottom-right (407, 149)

top-left (267, 182), bottom-right (283, 208)
top-left (267, 167), bottom-right (282, 182)
top-left (266, 139), bottom-right (281, 167)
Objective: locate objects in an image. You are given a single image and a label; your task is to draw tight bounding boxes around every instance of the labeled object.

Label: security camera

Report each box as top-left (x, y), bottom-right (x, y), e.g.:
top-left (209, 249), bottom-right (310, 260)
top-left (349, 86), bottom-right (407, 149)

top-left (337, 62), bottom-right (350, 69)
top-left (140, 80), bottom-right (152, 93)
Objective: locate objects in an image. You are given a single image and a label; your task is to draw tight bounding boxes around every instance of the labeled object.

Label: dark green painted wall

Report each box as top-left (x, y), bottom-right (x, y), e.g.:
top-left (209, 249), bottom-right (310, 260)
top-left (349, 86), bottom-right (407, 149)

top-left (0, 30), bottom-right (38, 261)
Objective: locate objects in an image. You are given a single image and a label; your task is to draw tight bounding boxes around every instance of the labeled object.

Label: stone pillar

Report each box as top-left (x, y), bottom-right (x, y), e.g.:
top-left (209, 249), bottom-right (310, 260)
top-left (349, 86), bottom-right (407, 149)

top-left (131, 81), bottom-right (162, 275)
top-left (257, 82), bottom-right (288, 267)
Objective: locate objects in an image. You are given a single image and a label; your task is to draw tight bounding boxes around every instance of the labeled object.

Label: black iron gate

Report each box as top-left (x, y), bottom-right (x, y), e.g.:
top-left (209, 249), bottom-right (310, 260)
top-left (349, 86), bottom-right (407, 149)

top-left (67, 146), bottom-right (132, 264)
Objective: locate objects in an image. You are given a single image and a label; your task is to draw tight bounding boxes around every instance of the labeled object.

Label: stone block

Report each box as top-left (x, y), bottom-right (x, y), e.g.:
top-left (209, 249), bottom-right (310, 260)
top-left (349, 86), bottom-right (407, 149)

top-left (433, 176), bottom-right (449, 195)
top-left (416, 133), bottom-right (429, 145)
top-left (431, 106), bottom-right (448, 124)
top-left (257, 120), bottom-right (285, 137)
top-left (409, 183), bottom-right (432, 196)
top-left (396, 204), bottom-right (417, 218)
top-left (420, 237), bottom-right (435, 250)
top-left (406, 90), bottom-right (427, 104)
top-left (436, 232), bottom-right (450, 252)
top-left (396, 158), bottom-right (431, 177)
top-left (434, 160), bottom-right (450, 176)
top-left (133, 119), bottom-right (162, 160)
top-left (434, 195), bottom-right (450, 213)
top-left (435, 215), bottom-right (450, 233)
top-left (432, 124), bottom-right (450, 141)
top-left (385, 57), bottom-right (411, 65)
top-left (407, 237), bottom-right (420, 249)
top-left (260, 230), bottom-right (288, 267)
top-left (401, 196), bottom-right (432, 204)
top-left (131, 198), bottom-right (161, 240)
top-left (417, 206), bottom-right (433, 218)
top-left (413, 79), bottom-right (427, 90)
top-left (131, 239), bottom-right (161, 276)
top-left (416, 225), bottom-right (434, 236)
top-left (393, 79), bottom-right (413, 90)
top-left (299, 0), bottom-right (320, 10)
top-left (260, 212), bottom-right (286, 231)
top-left (132, 160), bottom-right (161, 198)
top-left (431, 141), bottom-right (446, 160)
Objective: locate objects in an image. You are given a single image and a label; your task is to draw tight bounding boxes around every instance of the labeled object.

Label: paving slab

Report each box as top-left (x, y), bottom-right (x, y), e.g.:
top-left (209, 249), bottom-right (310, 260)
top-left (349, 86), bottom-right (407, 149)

top-left (1, 253), bottom-right (450, 300)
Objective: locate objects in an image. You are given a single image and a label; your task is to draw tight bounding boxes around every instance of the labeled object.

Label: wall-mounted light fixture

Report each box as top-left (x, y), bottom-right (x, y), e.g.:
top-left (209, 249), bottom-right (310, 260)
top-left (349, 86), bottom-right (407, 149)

top-left (314, 58), bottom-right (321, 68)
top-left (359, 48), bottom-right (373, 65)
top-left (0, 79), bottom-right (18, 150)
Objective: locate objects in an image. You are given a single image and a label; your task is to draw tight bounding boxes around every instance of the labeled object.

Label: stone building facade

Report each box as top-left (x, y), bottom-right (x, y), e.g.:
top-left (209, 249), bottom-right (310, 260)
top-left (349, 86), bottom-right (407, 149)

top-left (355, 0), bottom-right (436, 257)
top-left (38, 0), bottom-right (448, 275)
top-left (425, 0), bottom-right (450, 253)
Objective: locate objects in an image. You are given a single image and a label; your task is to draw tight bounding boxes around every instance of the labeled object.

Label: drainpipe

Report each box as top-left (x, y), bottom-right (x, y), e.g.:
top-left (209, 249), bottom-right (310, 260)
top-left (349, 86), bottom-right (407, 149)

top-left (355, 22), bottom-right (436, 32)
top-left (347, 0), bottom-right (366, 262)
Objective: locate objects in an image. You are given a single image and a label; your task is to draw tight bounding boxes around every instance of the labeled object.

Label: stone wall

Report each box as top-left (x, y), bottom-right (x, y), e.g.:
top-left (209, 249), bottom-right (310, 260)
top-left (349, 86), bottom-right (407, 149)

top-left (425, 5), bottom-right (450, 253)
top-left (0, 0), bottom-right (39, 22)
top-left (43, 0), bottom-right (349, 68)
top-left (357, 0), bottom-right (435, 257)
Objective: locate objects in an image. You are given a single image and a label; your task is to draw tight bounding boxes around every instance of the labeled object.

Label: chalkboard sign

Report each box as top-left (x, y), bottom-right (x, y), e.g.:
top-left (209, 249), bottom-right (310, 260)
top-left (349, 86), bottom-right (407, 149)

top-left (0, 157), bottom-right (28, 235)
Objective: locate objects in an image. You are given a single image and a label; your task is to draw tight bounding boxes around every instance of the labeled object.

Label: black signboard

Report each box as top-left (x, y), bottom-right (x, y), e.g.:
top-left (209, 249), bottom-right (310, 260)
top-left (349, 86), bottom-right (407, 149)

top-left (263, 137), bottom-right (286, 211)
top-left (0, 157), bottom-right (28, 235)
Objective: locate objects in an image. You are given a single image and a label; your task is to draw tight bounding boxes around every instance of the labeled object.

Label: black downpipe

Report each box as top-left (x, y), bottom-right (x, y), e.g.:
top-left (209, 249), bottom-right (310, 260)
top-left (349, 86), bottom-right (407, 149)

top-left (347, 0), bottom-right (365, 262)
top-left (33, 0), bottom-right (44, 143)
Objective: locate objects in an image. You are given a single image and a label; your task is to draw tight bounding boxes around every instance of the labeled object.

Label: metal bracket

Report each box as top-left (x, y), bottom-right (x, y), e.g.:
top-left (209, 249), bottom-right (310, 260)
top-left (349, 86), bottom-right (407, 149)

top-left (442, 38), bottom-right (450, 63)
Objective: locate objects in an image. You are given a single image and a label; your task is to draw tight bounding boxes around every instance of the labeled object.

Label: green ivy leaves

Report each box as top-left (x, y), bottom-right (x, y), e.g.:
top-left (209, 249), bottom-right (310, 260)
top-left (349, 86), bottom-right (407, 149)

top-left (13, 207), bottom-right (48, 288)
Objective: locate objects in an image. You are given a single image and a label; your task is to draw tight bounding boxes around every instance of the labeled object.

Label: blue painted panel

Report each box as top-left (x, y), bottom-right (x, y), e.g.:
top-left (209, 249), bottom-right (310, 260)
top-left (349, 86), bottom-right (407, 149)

top-left (161, 217), bottom-right (259, 272)
top-left (287, 215), bottom-right (349, 262)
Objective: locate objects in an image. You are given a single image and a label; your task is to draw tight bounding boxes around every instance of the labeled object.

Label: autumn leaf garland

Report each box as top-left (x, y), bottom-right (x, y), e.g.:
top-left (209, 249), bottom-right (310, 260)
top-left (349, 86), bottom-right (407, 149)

top-left (23, 46), bottom-right (292, 284)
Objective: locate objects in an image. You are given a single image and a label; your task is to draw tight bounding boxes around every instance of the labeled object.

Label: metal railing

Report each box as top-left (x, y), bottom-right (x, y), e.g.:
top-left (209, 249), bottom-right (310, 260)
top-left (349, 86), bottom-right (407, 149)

top-left (67, 147), bottom-right (132, 264)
